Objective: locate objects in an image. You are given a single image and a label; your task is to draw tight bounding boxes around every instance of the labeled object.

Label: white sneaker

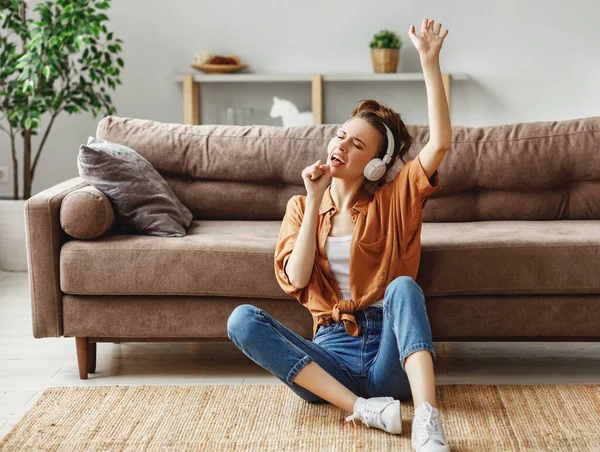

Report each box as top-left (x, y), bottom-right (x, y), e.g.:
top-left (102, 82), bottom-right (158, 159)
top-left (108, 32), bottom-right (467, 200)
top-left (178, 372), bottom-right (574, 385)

top-left (345, 396), bottom-right (402, 434)
top-left (411, 401), bottom-right (450, 451)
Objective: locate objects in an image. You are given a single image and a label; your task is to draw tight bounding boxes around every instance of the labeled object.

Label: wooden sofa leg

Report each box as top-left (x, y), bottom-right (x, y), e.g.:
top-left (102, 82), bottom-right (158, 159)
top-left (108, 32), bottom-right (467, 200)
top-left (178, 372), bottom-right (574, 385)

top-left (76, 337), bottom-right (89, 379)
top-left (87, 341), bottom-right (97, 374)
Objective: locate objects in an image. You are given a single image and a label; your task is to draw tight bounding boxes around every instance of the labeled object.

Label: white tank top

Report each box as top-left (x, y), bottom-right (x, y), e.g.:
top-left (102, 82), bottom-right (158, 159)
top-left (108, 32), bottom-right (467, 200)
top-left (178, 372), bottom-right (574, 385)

top-left (325, 235), bottom-right (384, 309)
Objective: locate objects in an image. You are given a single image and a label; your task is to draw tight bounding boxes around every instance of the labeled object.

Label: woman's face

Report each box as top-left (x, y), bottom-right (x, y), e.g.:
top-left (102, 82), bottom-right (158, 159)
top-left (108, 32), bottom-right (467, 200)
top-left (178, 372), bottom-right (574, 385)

top-left (327, 117), bottom-right (383, 181)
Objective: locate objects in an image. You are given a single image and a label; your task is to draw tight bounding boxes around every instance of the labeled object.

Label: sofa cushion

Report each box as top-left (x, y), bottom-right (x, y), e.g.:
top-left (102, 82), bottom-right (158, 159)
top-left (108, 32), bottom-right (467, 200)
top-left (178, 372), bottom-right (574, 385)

top-left (416, 220), bottom-right (600, 296)
top-left (95, 115), bottom-right (600, 222)
top-left (60, 220), bottom-right (284, 297)
top-left (59, 219), bottom-right (600, 297)
top-left (77, 137), bottom-right (193, 237)
top-left (60, 185), bottom-right (115, 239)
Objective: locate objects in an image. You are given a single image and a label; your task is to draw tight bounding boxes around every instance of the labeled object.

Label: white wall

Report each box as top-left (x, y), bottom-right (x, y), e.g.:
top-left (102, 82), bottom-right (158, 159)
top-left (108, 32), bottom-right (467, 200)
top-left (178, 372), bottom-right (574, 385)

top-left (1, 0), bottom-right (599, 199)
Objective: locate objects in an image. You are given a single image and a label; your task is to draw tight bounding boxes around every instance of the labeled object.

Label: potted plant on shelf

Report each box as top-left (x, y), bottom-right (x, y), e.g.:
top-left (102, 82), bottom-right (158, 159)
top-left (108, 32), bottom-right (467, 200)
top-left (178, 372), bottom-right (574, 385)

top-left (0, 0), bottom-right (124, 271)
top-left (369, 29), bottom-right (402, 73)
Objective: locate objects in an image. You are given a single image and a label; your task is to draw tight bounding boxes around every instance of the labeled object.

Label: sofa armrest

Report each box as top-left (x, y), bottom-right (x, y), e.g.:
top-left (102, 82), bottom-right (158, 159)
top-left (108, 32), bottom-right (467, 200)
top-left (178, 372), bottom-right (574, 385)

top-left (24, 176), bottom-right (91, 338)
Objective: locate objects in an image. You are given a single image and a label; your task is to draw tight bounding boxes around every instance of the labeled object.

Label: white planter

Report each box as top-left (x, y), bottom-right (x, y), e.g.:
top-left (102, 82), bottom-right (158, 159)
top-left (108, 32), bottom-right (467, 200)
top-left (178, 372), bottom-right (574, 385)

top-left (0, 199), bottom-right (28, 272)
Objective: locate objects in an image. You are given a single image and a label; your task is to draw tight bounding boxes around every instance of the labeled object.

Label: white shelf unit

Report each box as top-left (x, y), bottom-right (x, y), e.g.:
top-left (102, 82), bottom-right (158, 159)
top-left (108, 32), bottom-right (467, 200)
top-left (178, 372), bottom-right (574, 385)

top-left (174, 72), bottom-right (469, 125)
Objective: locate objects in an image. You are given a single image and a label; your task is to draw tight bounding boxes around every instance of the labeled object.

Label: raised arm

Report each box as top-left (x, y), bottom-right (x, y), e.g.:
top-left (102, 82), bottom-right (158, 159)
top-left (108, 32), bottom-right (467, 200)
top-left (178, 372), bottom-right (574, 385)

top-left (409, 18), bottom-right (452, 179)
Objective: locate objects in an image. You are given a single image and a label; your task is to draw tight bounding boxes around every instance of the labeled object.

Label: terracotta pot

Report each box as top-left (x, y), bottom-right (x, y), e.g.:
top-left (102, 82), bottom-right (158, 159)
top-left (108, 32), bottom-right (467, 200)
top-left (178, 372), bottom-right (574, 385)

top-left (371, 48), bottom-right (400, 73)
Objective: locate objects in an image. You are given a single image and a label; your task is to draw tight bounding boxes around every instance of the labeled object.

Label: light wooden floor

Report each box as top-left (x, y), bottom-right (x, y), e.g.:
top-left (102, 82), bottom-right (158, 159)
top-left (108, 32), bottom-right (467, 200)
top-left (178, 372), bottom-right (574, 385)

top-left (2, 269), bottom-right (600, 441)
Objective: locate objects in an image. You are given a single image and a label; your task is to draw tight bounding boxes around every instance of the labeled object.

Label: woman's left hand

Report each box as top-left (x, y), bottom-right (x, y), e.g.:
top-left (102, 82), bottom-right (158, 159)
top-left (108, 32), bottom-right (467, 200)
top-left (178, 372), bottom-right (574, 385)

top-left (409, 18), bottom-right (449, 60)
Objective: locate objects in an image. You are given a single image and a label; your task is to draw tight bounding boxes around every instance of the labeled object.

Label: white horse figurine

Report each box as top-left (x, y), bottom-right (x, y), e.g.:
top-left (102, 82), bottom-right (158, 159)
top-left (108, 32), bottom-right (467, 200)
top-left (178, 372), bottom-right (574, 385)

top-left (270, 96), bottom-right (314, 127)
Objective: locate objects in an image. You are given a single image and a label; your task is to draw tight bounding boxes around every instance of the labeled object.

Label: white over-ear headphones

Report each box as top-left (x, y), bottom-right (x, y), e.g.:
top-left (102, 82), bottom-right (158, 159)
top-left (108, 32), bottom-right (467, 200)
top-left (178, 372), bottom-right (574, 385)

top-left (338, 118), bottom-right (395, 182)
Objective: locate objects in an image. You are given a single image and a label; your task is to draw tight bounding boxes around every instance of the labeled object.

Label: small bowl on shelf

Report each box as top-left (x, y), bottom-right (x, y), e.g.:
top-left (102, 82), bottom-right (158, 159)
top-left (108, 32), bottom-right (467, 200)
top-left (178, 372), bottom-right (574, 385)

top-left (190, 63), bottom-right (249, 74)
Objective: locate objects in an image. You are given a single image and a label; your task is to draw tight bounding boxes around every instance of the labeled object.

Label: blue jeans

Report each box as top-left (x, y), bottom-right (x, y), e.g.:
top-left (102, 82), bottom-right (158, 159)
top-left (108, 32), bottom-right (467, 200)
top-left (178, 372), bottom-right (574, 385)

top-left (227, 276), bottom-right (436, 403)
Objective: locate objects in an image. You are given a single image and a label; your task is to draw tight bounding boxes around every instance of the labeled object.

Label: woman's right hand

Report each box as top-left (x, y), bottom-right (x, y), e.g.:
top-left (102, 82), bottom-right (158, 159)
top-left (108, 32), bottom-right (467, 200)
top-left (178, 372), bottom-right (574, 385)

top-left (302, 160), bottom-right (332, 198)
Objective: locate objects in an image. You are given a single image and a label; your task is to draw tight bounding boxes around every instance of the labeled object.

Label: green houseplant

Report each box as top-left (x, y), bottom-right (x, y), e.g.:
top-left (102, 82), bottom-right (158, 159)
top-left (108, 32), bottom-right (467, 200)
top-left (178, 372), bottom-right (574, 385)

top-left (369, 29), bottom-right (402, 73)
top-left (0, 0), bottom-right (124, 271)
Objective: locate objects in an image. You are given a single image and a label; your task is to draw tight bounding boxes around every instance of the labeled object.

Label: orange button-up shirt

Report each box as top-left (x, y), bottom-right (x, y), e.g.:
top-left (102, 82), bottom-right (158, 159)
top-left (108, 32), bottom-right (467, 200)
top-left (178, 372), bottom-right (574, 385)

top-left (274, 154), bottom-right (442, 338)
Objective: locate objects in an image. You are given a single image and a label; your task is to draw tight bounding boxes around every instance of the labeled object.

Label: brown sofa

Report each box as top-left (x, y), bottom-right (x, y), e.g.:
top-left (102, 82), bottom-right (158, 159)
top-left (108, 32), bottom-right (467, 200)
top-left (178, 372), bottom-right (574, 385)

top-left (24, 115), bottom-right (600, 379)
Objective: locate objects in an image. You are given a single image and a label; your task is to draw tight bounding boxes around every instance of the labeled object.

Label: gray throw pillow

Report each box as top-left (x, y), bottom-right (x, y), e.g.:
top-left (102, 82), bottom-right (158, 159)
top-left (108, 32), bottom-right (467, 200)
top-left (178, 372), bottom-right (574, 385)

top-left (77, 137), bottom-right (193, 237)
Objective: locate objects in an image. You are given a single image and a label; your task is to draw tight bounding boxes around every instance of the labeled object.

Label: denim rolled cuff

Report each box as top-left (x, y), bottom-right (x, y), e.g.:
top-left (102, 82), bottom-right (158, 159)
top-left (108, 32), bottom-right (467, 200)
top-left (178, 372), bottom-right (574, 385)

top-left (286, 355), bottom-right (314, 385)
top-left (399, 342), bottom-right (437, 373)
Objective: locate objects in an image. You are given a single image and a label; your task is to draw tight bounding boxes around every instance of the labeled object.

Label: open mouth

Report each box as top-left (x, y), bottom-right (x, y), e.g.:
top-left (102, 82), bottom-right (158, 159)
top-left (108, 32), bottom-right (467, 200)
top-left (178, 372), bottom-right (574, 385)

top-left (331, 155), bottom-right (346, 165)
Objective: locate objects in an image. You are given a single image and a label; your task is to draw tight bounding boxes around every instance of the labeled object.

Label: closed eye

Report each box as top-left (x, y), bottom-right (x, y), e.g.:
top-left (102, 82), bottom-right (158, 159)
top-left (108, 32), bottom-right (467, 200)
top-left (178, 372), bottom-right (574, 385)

top-left (336, 132), bottom-right (362, 149)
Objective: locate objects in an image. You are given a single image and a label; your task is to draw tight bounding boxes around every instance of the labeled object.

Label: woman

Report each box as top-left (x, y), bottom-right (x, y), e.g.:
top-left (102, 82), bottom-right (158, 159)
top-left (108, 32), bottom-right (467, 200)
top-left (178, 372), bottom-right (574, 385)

top-left (227, 18), bottom-right (451, 452)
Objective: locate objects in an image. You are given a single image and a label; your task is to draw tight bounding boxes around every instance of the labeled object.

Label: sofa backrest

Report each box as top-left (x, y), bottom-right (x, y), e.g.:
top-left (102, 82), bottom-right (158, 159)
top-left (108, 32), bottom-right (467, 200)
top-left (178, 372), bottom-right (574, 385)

top-left (96, 115), bottom-right (600, 221)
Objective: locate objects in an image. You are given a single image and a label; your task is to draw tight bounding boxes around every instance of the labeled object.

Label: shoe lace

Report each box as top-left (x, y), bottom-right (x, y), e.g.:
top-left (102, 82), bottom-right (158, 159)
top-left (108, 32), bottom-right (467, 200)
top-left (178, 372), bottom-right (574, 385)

top-left (345, 398), bottom-right (392, 429)
top-left (415, 402), bottom-right (446, 444)
top-left (346, 409), bottom-right (380, 429)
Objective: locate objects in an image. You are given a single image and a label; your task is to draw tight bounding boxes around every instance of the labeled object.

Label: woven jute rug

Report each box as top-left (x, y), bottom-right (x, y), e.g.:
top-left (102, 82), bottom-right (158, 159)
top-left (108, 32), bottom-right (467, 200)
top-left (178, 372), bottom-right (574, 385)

top-left (1, 384), bottom-right (600, 451)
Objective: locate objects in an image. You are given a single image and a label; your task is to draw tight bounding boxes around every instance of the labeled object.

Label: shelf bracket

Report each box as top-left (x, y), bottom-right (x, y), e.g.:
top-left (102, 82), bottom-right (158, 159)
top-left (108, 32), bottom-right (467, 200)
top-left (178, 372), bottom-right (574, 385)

top-left (183, 75), bottom-right (200, 125)
top-left (311, 74), bottom-right (323, 125)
